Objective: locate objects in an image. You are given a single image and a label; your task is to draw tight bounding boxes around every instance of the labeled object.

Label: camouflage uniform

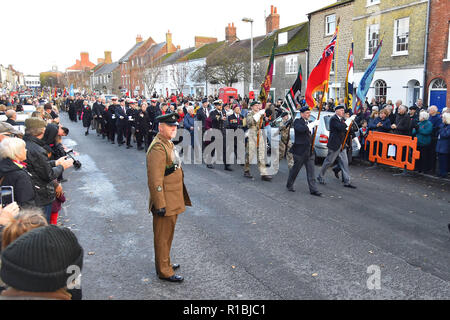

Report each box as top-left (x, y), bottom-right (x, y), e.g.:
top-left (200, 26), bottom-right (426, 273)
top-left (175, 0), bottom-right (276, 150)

top-left (279, 121), bottom-right (294, 169)
top-left (244, 110), bottom-right (268, 176)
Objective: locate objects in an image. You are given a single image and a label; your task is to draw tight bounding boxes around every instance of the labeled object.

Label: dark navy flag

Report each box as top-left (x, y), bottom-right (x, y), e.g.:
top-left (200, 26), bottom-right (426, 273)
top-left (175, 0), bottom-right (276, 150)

top-left (283, 65), bottom-right (303, 118)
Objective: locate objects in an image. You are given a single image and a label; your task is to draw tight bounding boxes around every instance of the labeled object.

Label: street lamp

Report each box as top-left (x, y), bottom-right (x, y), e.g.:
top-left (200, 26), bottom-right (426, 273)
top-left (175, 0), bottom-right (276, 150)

top-left (242, 17), bottom-right (254, 92)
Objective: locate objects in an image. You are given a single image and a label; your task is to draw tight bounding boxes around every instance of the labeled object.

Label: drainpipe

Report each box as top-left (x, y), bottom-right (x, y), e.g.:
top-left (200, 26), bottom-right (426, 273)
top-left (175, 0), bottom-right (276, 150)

top-left (423, 0), bottom-right (431, 106)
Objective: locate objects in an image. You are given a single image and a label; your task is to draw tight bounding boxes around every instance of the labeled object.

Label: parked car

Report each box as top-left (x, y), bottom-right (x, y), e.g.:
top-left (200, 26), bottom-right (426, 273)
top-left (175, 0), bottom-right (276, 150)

top-left (287, 111), bottom-right (360, 162)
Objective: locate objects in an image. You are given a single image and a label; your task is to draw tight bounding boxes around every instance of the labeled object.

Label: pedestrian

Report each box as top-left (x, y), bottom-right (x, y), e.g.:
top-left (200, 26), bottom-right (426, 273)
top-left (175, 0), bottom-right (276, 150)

top-left (286, 106), bottom-right (322, 196)
top-left (135, 102), bottom-right (152, 151)
top-left (391, 105), bottom-right (411, 135)
top-left (22, 118), bottom-right (73, 222)
top-left (50, 189), bottom-right (65, 226)
top-left (436, 113), bottom-right (450, 178)
top-left (429, 106), bottom-right (443, 174)
top-left (317, 105), bottom-right (357, 188)
top-left (0, 225), bottom-right (83, 300)
top-left (125, 100), bottom-right (137, 149)
top-left (412, 111), bottom-right (433, 173)
top-left (0, 138), bottom-right (35, 207)
top-left (81, 100), bottom-right (93, 136)
top-left (208, 100), bottom-right (232, 171)
top-left (146, 113), bottom-right (191, 282)
top-left (183, 105), bottom-right (195, 149)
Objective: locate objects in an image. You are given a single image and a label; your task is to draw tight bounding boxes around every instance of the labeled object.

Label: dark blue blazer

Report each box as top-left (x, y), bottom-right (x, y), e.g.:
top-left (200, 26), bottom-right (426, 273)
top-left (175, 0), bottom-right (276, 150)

top-left (289, 117), bottom-right (312, 156)
top-left (327, 115), bottom-right (347, 151)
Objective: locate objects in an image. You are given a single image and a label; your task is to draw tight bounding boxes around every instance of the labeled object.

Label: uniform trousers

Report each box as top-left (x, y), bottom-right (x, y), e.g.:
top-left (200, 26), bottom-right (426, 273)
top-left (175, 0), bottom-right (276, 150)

top-left (153, 214), bottom-right (178, 278)
top-left (244, 130), bottom-right (268, 176)
top-left (287, 152), bottom-right (319, 193)
top-left (319, 148), bottom-right (351, 184)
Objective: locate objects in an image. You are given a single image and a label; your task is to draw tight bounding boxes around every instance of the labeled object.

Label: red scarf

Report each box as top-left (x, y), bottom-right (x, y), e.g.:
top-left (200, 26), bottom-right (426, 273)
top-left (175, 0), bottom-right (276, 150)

top-left (12, 159), bottom-right (27, 168)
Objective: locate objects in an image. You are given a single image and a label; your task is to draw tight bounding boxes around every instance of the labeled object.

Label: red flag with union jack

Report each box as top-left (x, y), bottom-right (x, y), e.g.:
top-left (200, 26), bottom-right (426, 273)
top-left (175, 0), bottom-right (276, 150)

top-left (305, 26), bottom-right (338, 108)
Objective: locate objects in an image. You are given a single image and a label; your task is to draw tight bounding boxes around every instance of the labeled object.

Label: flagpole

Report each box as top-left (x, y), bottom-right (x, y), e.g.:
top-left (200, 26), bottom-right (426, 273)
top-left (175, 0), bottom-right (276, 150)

top-left (311, 84), bottom-right (326, 154)
top-left (334, 20), bottom-right (340, 107)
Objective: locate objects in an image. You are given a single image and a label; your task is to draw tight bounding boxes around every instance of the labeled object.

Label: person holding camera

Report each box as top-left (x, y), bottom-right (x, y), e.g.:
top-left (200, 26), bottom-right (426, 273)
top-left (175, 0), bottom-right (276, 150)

top-left (0, 138), bottom-right (36, 207)
top-left (22, 118), bottom-right (73, 222)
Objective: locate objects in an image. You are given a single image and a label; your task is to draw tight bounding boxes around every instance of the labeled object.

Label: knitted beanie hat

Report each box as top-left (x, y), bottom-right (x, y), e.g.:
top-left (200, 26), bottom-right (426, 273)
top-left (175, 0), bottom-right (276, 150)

top-left (0, 225), bottom-right (83, 292)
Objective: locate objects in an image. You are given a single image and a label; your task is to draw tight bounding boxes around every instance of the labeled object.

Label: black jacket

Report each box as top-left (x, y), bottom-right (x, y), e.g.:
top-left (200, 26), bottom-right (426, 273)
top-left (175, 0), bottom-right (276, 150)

top-left (227, 113), bottom-right (243, 130)
top-left (135, 110), bottom-right (152, 133)
top-left (5, 119), bottom-right (16, 126)
top-left (82, 105), bottom-right (93, 128)
top-left (0, 158), bottom-right (35, 207)
top-left (327, 115), bottom-right (348, 152)
top-left (115, 105), bottom-right (128, 127)
top-left (290, 117), bottom-right (313, 156)
top-left (23, 134), bottom-right (64, 206)
top-left (394, 113), bottom-right (411, 136)
top-left (196, 107), bottom-right (210, 129)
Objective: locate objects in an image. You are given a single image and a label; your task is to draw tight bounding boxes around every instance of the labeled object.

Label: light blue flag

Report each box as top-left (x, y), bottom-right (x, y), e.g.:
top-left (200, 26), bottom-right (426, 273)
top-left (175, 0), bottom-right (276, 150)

top-left (69, 84), bottom-right (74, 96)
top-left (356, 40), bottom-right (383, 104)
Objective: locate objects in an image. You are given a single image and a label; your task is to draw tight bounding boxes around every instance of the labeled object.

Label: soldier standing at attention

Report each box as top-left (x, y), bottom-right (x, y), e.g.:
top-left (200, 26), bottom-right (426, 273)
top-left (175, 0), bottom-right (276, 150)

top-left (146, 113), bottom-right (191, 282)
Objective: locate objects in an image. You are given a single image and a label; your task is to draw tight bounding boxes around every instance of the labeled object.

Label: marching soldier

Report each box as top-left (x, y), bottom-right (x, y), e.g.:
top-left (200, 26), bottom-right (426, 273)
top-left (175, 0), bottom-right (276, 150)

top-left (243, 101), bottom-right (272, 181)
top-left (107, 97), bottom-right (119, 144)
top-left (135, 102), bottom-right (152, 151)
top-left (208, 100), bottom-right (232, 171)
top-left (146, 112), bottom-right (191, 282)
top-left (286, 106), bottom-right (322, 196)
top-left (227, 104), bottom-right (244, 163)
top-left (317, 105), bottom-right (357, 188)
top-left (115, 98), bottom-right (128, 146)
top-left (125, 100), bottom-right (137, 149)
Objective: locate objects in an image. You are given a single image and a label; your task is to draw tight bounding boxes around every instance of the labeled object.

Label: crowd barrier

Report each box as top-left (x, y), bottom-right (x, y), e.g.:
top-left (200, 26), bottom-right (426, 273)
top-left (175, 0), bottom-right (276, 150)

top-left (365, 131), bottom-right (421, 171)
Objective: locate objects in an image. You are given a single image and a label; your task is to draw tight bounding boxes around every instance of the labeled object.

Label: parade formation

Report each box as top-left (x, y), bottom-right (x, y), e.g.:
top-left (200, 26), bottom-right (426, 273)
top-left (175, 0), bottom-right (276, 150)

top-left (0, 0), bottom-right (449, 302)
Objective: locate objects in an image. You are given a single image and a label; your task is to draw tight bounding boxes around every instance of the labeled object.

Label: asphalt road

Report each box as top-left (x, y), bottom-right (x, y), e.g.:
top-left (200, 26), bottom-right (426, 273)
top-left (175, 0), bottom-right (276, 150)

top-left (59, 112), bottom-right (450, 300)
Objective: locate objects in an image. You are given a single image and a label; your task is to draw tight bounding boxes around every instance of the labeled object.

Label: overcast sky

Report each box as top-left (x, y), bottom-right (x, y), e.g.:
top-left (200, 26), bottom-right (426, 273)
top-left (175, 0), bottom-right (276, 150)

top-left (1, 0), bottom-right (335, 75)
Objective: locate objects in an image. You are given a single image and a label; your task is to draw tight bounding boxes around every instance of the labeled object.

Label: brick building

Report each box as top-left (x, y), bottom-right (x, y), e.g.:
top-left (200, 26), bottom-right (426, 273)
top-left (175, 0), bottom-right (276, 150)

top-left (425, 0), bottom-right (449, 111)
top-left (353, 0), bottom-right (428, 107)
top-left (65, 52), bottom-right (96, 91)
top-left (119, 36), bottom-right (145, 96)
top-left (308, 0), bottom-right (354, 104)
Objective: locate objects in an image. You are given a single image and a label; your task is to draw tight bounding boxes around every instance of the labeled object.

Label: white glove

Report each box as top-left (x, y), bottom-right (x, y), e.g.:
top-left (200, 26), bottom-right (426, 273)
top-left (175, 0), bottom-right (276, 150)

top-left (350, 115), bottom-right (357, 121)
top-left (258, 109), bottom-right (266, 116)
top-left (345, 118), bottom-right (352, 127)
top-left (307, 120), bottom-right (320, 131)
top-left (120, 116), bottom-right (124, 119)
top-left (253, 113), bottom-right (262, 122)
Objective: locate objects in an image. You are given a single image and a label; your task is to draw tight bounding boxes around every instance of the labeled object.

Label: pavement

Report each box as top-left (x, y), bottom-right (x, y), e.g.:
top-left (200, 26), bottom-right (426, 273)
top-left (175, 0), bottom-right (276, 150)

top-left (59, 112), bottom-right (450, 300)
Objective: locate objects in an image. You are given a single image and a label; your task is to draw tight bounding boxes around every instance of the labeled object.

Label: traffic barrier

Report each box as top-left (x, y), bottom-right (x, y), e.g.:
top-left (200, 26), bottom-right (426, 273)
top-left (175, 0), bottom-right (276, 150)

top-left (365, 131), bottom-right (420, 171)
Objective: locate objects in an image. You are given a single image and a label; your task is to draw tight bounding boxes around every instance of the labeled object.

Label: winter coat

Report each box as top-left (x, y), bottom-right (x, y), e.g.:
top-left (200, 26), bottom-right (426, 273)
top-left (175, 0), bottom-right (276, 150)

top-left (82, 106), bottom-right (93, 128)
top-left (393, 113), bottom-right (411, 135)
top-left (23, 134), bottom-right (64, 206)
top-left (51, 192), bottom-right (66, 213)
top-left (412, 120), bottom-right (432, 147)
top-left (436, 124), bottom-right (450, 154)
top-left (369, 117), bottom-right (391, 133)
top-left (0, 158), bottom-right (35, 207)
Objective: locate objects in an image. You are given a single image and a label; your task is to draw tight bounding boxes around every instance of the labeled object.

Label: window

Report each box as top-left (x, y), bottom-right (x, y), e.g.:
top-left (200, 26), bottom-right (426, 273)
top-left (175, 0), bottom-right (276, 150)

top-left (431, 78), bottom-right (447, 89)
top-left (374, 79), bottom-right (387, 103)
top-left (325, 14), bottom-right (336, 36)
top-left (278, 32), bottom-right (288, 46)
top-left (285, 55), bottom-right (298, 74)
top-left (393, 17), bottom-right (409, 55)
top-left (447, 23), bottom-right (450, 59)
top-left (366, 24), bottom-right (380, 58)
top-left (330, 55), bottom-right (336, 75)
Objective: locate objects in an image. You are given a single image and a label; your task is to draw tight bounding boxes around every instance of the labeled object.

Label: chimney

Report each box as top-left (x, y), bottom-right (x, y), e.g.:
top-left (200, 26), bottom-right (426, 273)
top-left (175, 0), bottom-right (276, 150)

top-left (225, 23), bottom-right (237, 42)
top-left (265, 5), bottom-right (280, 35)
top-left (80, 52), bottom-right (89, 65)
top-left (136, 35), bottom-right (143, 43)
top-left (166, 30), bottom-right (175, 53)
top-left (104, 51), bottom-right (112, 64)
top-left (97, 58), bottom-right (105, 64)
top-left (194, 36), bottom-right (218, 48)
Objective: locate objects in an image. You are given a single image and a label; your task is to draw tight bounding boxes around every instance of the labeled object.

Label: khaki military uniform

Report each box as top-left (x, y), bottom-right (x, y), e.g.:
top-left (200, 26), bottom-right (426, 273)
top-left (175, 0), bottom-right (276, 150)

top-left (244, 110), bottom-right (268, 176)
top-left (279, 122), bottom-right (294, 169)
top-left (147, 133), bottom-right (191, 278)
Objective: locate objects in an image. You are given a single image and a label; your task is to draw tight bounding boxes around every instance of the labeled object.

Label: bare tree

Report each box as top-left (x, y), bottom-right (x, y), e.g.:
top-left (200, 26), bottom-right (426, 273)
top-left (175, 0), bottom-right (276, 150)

top-left (143, 61), bottom-right (163, 97)
top-left (171, 62), bottom-right (191, 95)
top-left (206, 47), bottom-right (250, 87)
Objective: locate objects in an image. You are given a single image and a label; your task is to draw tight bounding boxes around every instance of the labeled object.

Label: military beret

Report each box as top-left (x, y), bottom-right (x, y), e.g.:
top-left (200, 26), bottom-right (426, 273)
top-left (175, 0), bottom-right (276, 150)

top-left (25, 117), bottom-right (47, 129)
top-left (156, 112), bottom-right (180, 126)
top-left (334, 105), bottom-right (345, 111)
top-left (202, 98), bottom-right (208, 104)
top-left (250, 101), bottom-right (260, 107)
top-left (300, 106), bottom-right (310, 113)
top-left (280, 111), bottom-right (289, 118)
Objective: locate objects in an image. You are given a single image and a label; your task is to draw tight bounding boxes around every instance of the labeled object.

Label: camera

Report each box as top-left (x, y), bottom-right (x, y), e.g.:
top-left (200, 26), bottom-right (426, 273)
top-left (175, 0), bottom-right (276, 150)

top-left (65, 149), bottom-right (82, 170)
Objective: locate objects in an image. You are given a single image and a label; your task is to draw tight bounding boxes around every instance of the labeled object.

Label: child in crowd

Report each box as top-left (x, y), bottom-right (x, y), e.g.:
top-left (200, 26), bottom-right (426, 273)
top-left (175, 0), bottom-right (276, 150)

top-left (359, 120), bottom-right (369, 160)
top-left (50, 189), bottom-right (66, 225)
